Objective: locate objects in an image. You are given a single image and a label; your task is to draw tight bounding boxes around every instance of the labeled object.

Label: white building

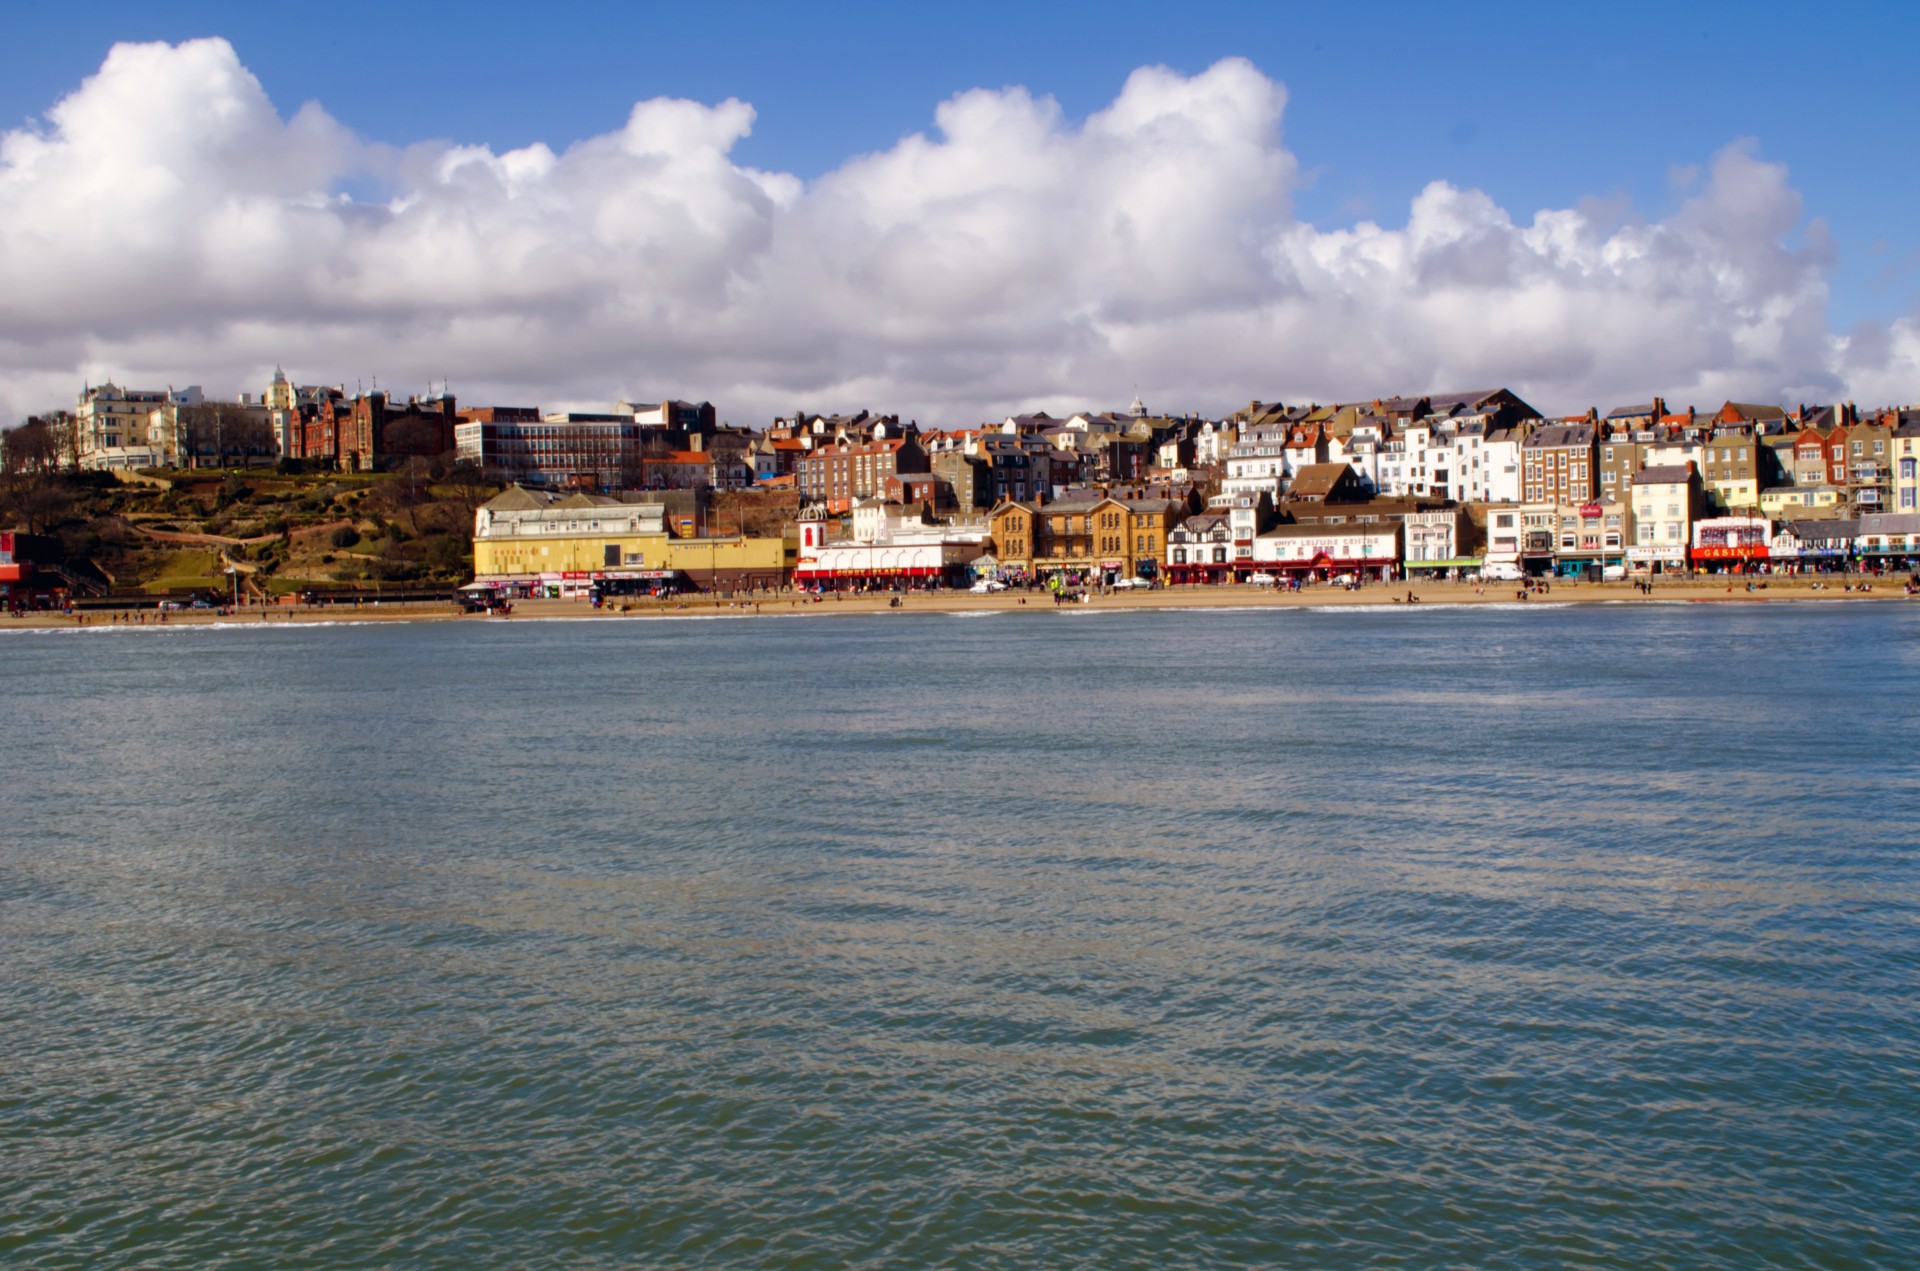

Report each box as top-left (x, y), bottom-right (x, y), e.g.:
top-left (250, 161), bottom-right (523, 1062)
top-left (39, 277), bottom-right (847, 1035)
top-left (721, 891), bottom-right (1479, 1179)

top-left (1250, 522), bottom-right (1400, 581)
top-left (1483, 504), bottom-right (1524, 569)
top-left (793, 515), bottom-right (987, 588)
top-left (75, 382), bottom-right (200, 470)
top-left (1402, 508), bottom-right (1466, 572)
top-left (1482, 429), bottom-right (1525, 504)
top-left (1630, 464), bottom-right (1698, 573)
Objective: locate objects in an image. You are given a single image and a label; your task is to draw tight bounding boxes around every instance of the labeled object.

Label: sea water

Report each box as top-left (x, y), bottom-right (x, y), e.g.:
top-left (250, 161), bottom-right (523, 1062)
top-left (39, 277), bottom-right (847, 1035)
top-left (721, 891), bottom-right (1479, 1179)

top-left (3, 602), bottom-right (1916, 1267)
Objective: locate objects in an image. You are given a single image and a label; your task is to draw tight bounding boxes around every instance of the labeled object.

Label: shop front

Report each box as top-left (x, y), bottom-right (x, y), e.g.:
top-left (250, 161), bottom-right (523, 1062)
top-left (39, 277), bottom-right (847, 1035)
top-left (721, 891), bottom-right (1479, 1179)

top-left (1627, 546), bottom-right (1687, 574)
top-left (1251, 530), bottom-right (1400, 583)
top-left (1166, 550), bottom-right (1232, 584)
top-left (1689, 544), bottom-right (1770, 573)
top-left (1403, 556), bottom-right (1480, 580)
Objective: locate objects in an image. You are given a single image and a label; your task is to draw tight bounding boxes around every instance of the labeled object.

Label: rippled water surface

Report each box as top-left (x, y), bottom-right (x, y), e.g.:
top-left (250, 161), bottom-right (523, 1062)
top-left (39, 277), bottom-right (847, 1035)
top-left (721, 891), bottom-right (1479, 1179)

top-left (4, 603), bottom-right (1918, 1268)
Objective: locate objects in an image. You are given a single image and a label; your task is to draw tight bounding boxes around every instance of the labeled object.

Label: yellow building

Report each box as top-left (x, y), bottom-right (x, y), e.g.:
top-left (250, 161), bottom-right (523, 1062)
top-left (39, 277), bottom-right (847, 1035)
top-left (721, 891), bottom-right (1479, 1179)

top-left (1759, 485), bottom-right (1844, 516)
top-left (473, 487), bottom-right (791, 595)
top-left (988, 494), bottom-right (1185, 580)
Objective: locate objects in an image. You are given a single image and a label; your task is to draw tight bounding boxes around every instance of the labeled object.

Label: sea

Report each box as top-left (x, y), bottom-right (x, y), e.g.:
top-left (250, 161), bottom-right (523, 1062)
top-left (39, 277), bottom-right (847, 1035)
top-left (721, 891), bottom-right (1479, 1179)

top-left (3, 601), bottom-right (1917, 1269)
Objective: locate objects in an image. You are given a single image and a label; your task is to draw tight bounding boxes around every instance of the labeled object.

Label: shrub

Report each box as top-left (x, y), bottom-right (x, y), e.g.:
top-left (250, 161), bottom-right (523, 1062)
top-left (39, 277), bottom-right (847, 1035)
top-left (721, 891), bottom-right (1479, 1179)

top-left (330, 525), bottom-right (361, 549)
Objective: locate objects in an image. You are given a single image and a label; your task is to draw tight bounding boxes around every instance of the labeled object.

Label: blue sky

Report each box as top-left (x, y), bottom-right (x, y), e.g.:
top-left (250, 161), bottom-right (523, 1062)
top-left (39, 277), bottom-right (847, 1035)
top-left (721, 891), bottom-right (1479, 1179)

top-left (2, 0), bottom-right (1918, 420)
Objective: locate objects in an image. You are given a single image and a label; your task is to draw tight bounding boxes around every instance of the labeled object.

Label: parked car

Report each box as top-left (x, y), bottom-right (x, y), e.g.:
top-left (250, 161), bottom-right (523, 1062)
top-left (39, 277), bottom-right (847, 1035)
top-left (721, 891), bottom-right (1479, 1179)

top-left (969, 579), bottom-right (1008, 594)
top-left (1112, 577), bottom-right (1150, 590)
top-left (1601, 563), bottom-right (1627, 582)
top-left (1480, 561), bottom-right (1524, 582)
top-left (1247, 572), bottom-right (1278, 586)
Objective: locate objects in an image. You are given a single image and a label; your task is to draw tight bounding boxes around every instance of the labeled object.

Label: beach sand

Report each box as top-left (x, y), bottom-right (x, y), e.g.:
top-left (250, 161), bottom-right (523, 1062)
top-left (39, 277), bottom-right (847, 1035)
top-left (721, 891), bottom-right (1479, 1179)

top-left (3, 577), bottom-right (1907, 630)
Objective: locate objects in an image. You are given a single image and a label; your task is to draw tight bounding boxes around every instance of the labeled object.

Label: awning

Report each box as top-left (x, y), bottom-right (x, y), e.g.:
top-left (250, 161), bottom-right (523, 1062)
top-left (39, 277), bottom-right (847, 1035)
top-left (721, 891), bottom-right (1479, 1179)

top-left (1404, 558), bottom-right (1479, 570)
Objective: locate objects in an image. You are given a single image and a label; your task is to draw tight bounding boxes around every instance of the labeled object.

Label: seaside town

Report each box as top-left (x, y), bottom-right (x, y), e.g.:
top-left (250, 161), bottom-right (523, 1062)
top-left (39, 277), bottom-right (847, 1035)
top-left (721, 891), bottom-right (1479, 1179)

top-left (5, 372), bottom-right (1920, 616)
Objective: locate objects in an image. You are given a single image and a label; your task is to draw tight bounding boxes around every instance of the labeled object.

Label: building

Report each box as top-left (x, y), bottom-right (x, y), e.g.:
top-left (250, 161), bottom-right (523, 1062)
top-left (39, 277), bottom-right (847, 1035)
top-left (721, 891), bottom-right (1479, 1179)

top-left (470, 486), bottom-right (789, 596)
top-left (987, 494), bottom-right (1182, 582)
top-left (1249, 522), bottom-right (1400, 582)
top-left (1770, 519), bottom-right (1857, 572)
top-left (1893, 418), bottom-right (1920, 512)
top-left (1522, 423), bottom-right (1598, 504)
top-left (1165, 513), bottom-right (1234, 583)
top-left (74, 382), bottom-right (197, 470)
top-left (798, 436), bottom-right (931, 513)
top-left (1630, 464), bottom-right (1701, 574)
top-left (791, 514), bottom-right (987, 590)
top-left (454, 409), bottom-right (627, 487)
top-left (1855, 512), bottom-right (1920, 571)
top-left (1401, 508), bottom-right (1473, 577)
top-left (1690, 515), bottom-right (1772, 572)
top-left (1482, 504), bottom-right (1524, 572)
top-left (1840, 422), bottom-right (1894, 510)
top-left (1699, 428), bottom-right (1764, 512)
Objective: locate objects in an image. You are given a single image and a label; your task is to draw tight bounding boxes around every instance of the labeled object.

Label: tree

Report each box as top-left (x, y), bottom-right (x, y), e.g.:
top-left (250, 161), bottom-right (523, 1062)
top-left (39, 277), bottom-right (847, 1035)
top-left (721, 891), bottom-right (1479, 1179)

top-left (707, 431), bottom-right (751, 490)
top-left (2, 418), bottom-right (59, 474)
top-left (443, 458), bottom-right (499, 523)
top-left (176, 404), bottom-right (276, 468)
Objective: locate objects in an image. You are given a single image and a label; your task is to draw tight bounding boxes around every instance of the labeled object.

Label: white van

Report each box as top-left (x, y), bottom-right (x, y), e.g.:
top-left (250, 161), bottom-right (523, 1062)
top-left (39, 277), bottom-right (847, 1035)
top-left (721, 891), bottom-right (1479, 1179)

top-left (1480, 561), bottom-right (1524, 582)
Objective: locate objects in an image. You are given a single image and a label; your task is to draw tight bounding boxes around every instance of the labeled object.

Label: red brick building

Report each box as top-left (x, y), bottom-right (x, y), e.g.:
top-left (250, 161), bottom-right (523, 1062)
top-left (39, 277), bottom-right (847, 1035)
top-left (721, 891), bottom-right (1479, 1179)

top-left (798, 436), bottom-right (930, 512)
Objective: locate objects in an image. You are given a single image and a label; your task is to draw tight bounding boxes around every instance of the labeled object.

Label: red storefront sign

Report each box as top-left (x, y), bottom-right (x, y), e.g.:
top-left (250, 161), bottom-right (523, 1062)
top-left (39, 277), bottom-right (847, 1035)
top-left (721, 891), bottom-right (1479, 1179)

top-left (1690, 545), bottom-right (1770, 561)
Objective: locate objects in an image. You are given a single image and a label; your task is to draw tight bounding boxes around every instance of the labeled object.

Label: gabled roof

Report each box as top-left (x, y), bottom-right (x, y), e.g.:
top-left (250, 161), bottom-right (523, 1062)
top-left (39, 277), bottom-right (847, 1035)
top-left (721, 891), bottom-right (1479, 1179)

top-left (482, 485), bottom-right (561, 512)
top-left (1287, 462), bottom-right (1356, 500)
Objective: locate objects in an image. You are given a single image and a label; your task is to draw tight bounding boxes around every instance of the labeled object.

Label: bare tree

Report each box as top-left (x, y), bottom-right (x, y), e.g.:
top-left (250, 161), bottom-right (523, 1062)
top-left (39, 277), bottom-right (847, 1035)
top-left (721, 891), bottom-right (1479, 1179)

top-left (177, 404), bottom-right (277, 468)
top-left (2, 417), bottom-right (60, 474)
top-left (443, 458), bottom-right (499, 523)
top-left (706, 432), bottom-right (751, 490)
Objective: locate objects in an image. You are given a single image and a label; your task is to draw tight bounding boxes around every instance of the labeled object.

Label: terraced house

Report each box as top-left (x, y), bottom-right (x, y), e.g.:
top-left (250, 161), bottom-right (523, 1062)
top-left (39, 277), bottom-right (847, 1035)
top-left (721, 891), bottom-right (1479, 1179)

top-left (1522, 423), bottom-right (1597, 504)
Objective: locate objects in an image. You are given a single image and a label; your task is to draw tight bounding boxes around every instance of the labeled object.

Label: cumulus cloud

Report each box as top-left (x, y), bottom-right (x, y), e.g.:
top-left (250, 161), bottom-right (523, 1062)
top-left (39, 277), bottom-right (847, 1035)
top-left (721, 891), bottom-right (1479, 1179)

top-left (0, 38), bottom-right (1910, 425)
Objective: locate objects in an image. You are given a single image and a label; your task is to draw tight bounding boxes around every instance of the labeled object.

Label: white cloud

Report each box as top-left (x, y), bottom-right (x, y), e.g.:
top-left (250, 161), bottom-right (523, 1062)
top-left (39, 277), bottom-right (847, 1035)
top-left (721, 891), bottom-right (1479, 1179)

top-left (0, 38), bottom-right (1911, 426)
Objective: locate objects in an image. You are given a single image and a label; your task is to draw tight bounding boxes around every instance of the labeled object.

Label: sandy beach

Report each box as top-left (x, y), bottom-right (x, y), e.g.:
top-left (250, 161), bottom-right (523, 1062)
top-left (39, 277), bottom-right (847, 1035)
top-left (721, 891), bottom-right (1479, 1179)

top-left (4, 577), bottom-right (1909, 630)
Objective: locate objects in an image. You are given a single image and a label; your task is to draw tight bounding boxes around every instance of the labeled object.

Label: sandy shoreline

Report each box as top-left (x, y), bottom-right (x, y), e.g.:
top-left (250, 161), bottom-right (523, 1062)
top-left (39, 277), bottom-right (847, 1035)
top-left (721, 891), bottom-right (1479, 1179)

top-left (3, 578), bottom-right (1910, 630)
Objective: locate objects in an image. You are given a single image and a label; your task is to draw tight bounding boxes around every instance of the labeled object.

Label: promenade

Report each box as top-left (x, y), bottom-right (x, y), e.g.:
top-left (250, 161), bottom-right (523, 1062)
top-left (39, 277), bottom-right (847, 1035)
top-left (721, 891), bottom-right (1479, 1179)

top-left (3, 577), bottom-right (1906, 630)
